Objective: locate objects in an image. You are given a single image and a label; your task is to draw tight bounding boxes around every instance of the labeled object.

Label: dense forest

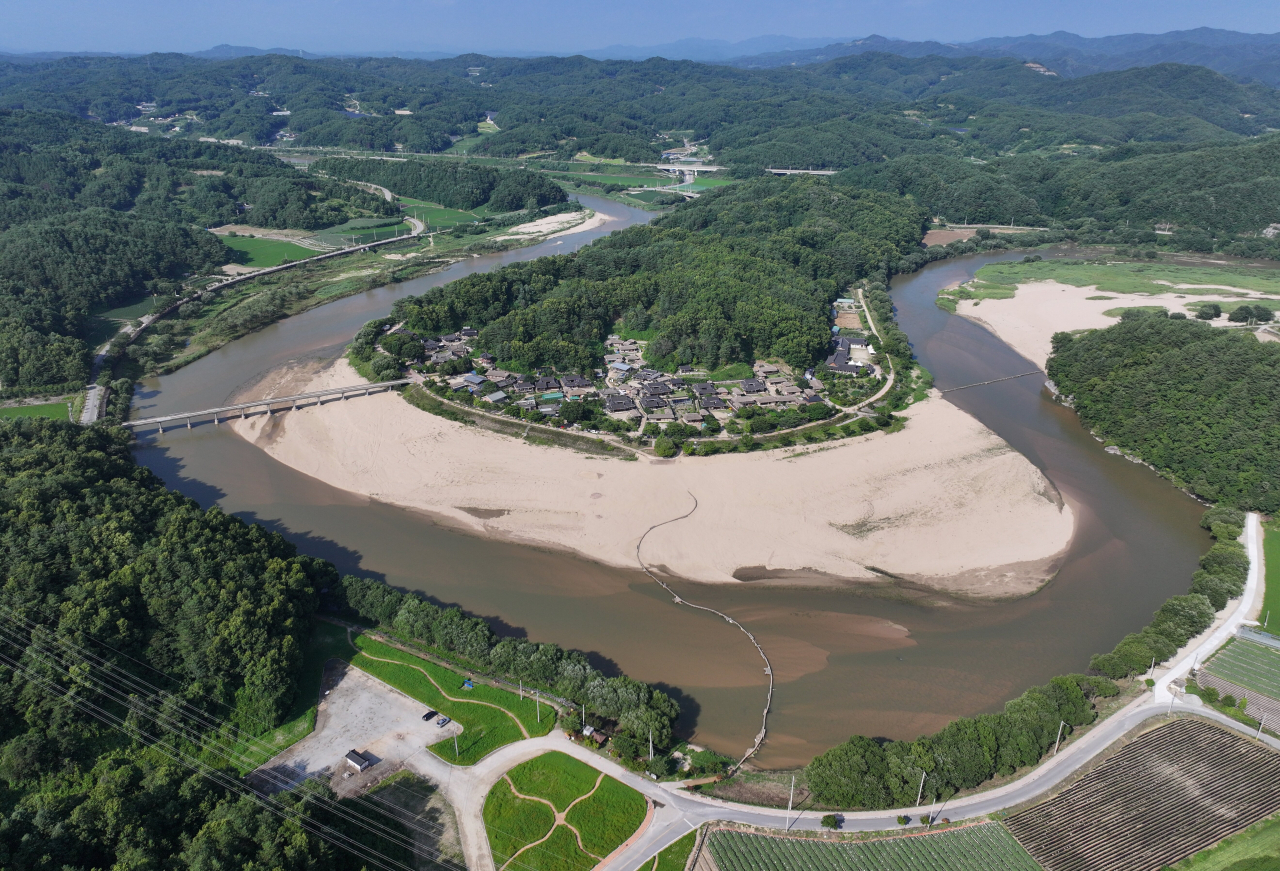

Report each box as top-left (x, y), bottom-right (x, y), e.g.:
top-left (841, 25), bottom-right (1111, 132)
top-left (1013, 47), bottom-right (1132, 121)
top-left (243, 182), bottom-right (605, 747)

top-left (1046, 312), bottom-right (1280, 512)
top-left (0, 418), bottom-right (344, 868)
top-left (0, 417), bottom-right (689, 867)
top-left (806, 505), bottom-right (1236, 809)
top-left (2, 51), bottom-right (1277, 165)
top-left (313, 156), bottom-right (566, 211)
top-left (369, 176), bottom-right (925, 374)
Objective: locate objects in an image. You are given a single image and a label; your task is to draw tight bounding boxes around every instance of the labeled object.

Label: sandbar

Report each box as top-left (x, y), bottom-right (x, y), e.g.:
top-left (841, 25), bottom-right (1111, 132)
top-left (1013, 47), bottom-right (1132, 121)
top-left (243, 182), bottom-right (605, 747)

top-left (958, 280), bottom-right (1263, 367)
top-left (232, 359), bottom-right (1074, 599)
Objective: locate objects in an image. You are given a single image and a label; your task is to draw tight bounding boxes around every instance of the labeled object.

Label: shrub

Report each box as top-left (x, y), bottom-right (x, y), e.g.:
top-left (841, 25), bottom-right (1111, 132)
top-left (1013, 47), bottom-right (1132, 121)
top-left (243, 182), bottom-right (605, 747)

top-left (653, 436), bottom-right (677, 458)
top-left (1199, 685), bottom-right (1220, 705)
top-left (1221, 694), bottom-right (1237, 708)
top-left (1201, 505), bottom-right (1246, 531)
top-left (897, 815), bottom-right (911, 825)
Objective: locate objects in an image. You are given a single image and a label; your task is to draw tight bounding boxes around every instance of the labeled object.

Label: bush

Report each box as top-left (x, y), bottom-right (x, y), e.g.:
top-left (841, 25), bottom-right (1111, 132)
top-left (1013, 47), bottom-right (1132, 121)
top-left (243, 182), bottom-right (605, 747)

top-left (653, 436), bottom-right (677, 458)
top-left (897, 815), bottom-right (911, 826)
top-left (689, 750), bottom-right (733, 777)
top-left (1222, 694), bottom-right (1237, 708)
top-left (1196, 303), bottom-right (1221, 320)
top-left (1199, 684), bottom-right (1220, 705)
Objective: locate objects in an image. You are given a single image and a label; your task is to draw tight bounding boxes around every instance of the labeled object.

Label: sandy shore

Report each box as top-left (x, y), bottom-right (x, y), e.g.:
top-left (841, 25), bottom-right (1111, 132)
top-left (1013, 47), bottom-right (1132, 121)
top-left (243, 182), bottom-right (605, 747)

top-left (232, 359), bottom-right (1075, 599)
top-left (494, 209), bottom-right (601, 240)
top-left (958, 280), bottom-right (1263, 366)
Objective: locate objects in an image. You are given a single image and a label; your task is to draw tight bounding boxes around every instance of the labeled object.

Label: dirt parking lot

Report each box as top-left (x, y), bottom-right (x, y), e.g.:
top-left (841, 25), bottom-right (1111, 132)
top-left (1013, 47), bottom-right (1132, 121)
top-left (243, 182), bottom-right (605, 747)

top-left (250, 661), bottom-right (462, 794)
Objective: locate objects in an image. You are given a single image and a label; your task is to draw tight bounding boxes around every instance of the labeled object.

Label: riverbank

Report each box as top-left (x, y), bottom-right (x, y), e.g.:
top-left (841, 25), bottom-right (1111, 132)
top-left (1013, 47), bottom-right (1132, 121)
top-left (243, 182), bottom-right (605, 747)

top-left (230, 357), bottom-right (1074, 598)
top-left (956, 279), bottom-right (1274, 367)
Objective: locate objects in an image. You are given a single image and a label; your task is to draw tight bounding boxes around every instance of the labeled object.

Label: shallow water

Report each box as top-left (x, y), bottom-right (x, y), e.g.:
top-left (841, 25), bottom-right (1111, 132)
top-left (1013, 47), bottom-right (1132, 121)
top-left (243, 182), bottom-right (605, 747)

top-left (132, 215), bottom-right (1209, 768)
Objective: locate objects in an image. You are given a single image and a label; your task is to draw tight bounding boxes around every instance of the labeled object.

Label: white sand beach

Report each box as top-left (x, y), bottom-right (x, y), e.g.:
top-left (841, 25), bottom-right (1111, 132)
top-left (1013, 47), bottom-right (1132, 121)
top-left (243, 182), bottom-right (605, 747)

top-left (958, 280), bottom-right (1263, 366)
top-left (232, 359), bottom-right (1075, 599)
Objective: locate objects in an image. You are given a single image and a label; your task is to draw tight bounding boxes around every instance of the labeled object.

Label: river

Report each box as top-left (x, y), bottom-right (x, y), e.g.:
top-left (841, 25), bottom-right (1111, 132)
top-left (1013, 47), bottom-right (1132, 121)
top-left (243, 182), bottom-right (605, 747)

top-left (131, 200), bottom-right (1209, 769)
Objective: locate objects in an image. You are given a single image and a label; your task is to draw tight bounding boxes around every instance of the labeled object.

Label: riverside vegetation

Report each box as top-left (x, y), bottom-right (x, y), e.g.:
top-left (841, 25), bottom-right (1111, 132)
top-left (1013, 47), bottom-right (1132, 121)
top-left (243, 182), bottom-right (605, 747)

top-left (1047, 312), bottom-right (1280, 512)
top-left (804, 505), bottom-right (1241, 810)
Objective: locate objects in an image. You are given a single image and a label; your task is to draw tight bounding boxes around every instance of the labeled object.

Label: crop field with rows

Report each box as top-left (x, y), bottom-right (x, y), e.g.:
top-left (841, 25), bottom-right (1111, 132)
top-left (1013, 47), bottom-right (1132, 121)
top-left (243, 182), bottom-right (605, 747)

top-left (1006, 719), bottom-right (1280, 871)
top-left (1204, 639), bottom-right (1280, 700)
top-left (705, 823), bottom-right (1040, 871)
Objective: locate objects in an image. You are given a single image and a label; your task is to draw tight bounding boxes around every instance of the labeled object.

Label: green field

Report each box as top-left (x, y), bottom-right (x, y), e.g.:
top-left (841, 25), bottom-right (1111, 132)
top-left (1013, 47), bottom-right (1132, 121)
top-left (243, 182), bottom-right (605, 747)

top-left (349, 634), bottom-right (553, 765)
top-left (643, 830), bottom-right (697, 871)
top-left (973, 260), bottom-right (1280, 296)
top-left (551, 173), bottom-right (665, 188)
top-left (1263, 525), bottom-right (1280, 632)
top-left (1174, 811), bottom-right (1280, 870)
top-left (1204, 640), bottom-right (1280, 700)
top-left (509, 750), bottom-right (602, 811)
top-left (398, 197), bottom-right (483, 229)
top-left (96, 297), bottom-right (159, 320)
top-left (678, 177), bottom-right (736, 191)
top-left (706, 362), bottom-right (754, 382)
top-left (221, 235), bottom-right (318, 267)
top-left (0, 402), bottom-right (69, 421)
top-left (564, 774), bottom-right (648, 857)
top-left (706, 825), bottom-right (1040, 871)
top-left (487, 752), bottom-right (647, 870)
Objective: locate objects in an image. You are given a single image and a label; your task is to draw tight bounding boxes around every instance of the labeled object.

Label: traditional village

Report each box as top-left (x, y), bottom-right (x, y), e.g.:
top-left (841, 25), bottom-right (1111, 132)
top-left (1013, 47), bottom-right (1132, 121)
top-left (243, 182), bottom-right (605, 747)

top-left (374, 297), bottom-right (886, 452)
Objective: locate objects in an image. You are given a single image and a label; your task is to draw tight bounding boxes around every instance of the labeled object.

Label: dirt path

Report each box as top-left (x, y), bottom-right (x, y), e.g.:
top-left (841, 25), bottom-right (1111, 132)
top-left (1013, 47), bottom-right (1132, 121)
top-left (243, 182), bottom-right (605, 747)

top-left (348, 629), bottom-right (532, 738)
top-left (498, 770), bottom-right (607, 869)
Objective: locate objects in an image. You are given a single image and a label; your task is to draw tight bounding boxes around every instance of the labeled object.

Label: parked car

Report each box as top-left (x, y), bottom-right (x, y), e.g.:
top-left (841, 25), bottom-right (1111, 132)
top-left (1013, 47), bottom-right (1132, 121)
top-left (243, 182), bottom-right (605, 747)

top-left (421, 710), bottom-right (438, 721)
top-left (437, 716), bottom-right (451, 727)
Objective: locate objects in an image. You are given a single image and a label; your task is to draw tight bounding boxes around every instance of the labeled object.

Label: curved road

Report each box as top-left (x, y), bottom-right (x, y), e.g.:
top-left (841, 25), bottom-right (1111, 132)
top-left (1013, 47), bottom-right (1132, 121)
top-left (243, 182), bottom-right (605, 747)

top-left (386, 514), bottom-right (1270, 871)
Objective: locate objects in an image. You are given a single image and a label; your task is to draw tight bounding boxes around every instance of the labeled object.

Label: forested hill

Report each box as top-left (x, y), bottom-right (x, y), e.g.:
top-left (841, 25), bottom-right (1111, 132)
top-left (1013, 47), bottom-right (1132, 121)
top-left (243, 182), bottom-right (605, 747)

top-left (313, 157), bottom-right (566, 211)
top-left (0, 418), bottom-right (345, 868)
top-left (382, 176), bottom-right (925, 373)
top-left (0, 110), bottom-right (398, 392)
top-left (1046, 313), bottom-right (1280, 512)
top-left (1, 50), bottom-right (1276, 162)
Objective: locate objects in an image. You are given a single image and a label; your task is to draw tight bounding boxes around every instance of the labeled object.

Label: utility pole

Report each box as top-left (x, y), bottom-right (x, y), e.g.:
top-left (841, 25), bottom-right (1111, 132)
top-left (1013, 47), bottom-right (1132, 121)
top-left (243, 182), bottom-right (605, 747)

top-left (649, 728), bottom-right (654, 761)
top-left (454, 733), bottom-right (459, 759)
top-left (1054, 720), bottom-right (1068, 755)
top-left (1148, 657), bottom-right (1156, 679)
top-left (785, 775), bottom-right (795, 832)
top-left (1257, 716), bottom-right (1267, 740)
top-left (519, 680), bottom-right (523, 700)
top-left (916, 771), bottom-right (926, 807)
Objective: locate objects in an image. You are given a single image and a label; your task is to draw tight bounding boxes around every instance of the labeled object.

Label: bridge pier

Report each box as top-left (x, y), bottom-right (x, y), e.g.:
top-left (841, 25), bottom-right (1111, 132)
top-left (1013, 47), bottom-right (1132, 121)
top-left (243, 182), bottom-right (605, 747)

top-left (186, 418), bottom-right (191, 429)
top-left (213, 414), bottom-right (219, 425)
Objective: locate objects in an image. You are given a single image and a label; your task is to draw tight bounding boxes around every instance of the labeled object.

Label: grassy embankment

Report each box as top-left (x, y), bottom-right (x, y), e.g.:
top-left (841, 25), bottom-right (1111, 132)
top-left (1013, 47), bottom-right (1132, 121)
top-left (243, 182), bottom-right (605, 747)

top-left (1174, 812), bottom-right (1280, 870)
top-left (1262, 523), bottom-right (1280, 631)
top-left (348, 634), bottom-right (554, 764)
top-left (484, 752), bottom-right (647, 871)
top-left (224, 622), bottom-right (553, 772)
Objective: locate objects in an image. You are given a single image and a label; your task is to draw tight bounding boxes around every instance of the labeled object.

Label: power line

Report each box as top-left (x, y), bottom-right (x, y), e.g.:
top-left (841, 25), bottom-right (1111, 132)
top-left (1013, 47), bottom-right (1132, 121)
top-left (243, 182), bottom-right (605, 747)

top-left (0, 622), bottom-right (457, 871)
top-left (0, 610), bottom-right (588, 871)
top-left (0, 643), bottom-right (421, 871)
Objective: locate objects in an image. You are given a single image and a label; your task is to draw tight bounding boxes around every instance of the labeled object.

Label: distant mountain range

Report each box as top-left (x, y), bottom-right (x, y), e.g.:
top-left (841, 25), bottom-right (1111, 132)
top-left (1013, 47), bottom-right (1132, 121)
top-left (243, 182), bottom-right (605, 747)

top-left (6, 29), bottom-right (1280, 87)
top-left (724, 28), bottom-right (1280, 87)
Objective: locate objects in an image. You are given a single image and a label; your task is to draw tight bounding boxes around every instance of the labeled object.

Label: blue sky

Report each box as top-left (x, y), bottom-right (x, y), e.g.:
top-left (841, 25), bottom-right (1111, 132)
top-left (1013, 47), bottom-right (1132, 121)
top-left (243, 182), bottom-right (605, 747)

top-left (5, 0), bottom-right (1280, 55)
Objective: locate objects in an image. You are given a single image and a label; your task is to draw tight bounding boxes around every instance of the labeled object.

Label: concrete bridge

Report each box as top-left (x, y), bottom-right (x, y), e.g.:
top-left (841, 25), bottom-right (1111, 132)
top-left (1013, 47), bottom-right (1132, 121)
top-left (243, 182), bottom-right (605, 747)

top-left (765, 167), bottom-right (838, 176)
top-left (123, 379), bottom-right (412, 432)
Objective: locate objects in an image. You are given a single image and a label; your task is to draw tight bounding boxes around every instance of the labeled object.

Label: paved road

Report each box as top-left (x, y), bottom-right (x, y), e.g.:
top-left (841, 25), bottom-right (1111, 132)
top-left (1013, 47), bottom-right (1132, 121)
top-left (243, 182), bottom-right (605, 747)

top-left (291, 516), bottom-right (1272, 871)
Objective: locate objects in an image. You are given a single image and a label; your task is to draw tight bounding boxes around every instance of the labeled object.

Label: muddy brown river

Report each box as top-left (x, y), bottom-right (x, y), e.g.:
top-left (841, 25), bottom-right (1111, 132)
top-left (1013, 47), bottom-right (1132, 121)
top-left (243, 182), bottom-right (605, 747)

top-left (132, 199), bottom-right (1208, 768)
